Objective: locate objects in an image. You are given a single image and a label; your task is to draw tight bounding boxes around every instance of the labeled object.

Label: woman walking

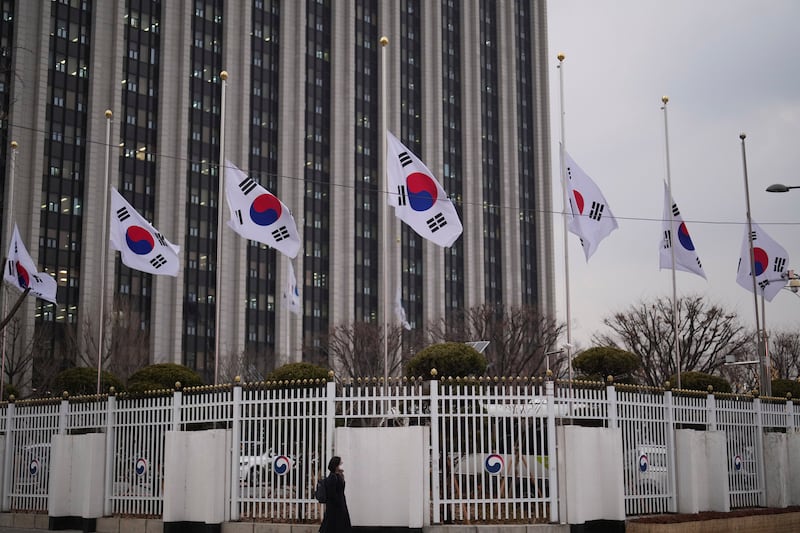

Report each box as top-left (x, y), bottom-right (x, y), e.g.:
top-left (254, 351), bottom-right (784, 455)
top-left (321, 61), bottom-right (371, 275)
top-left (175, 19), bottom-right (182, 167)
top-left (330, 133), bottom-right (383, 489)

top-left (319, 456), bottom-right (351, 533)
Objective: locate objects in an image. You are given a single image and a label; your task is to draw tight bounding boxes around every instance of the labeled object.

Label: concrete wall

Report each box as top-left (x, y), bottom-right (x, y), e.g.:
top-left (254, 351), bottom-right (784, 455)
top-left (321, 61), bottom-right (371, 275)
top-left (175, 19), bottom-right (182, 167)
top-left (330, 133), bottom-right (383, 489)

top-left (675, 430), bottom-right (729, 514)
top-left (48, 434), bottom-right (105, 519)
top-left (764, 431), bottom-right (800, 507)
top-left (334, 426), bottom-right (429, 528)
top-left (557, 425), bottom-right (625, 524)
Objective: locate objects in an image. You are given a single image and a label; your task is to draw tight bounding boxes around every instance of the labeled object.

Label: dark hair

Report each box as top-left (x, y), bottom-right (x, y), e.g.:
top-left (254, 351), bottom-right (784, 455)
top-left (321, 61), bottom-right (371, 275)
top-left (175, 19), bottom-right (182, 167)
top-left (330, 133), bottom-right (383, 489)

top-left (327, 456), bottom-right (341, 473)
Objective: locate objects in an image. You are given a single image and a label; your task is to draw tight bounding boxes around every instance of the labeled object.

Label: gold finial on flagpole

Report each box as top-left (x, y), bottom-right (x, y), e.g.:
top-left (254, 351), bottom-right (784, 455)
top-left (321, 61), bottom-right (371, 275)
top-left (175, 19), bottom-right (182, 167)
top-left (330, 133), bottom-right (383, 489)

top-left (105, 109), bottom-right (112, 119)
top-left (220, 70), bottom-right (228, 81)
top-left (10, 141), bottom-right (17, 149)
top-left (661, 95), bottom-right (669, 104)
top-left (740, 132), bottom-right (746, 140)
top-left (380, 36), bottom-right (389, 47)
top-left (557, 53), bottom-right (565, 62)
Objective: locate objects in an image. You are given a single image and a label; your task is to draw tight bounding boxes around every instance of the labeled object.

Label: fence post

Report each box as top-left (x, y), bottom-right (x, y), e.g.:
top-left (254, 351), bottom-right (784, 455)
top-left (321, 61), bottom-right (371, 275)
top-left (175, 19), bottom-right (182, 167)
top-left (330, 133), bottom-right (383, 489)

top-left (104, 392), bottom-right (117, 516)
top-left (325, 379), bottom-right (335, 465)
top-left (171, 385), bottom-right (182, 432)
top-left (546, 379), bottom-right (559, 523)
top-left (230, 380), bottom-right (242, 521)
top-left (707, 392), bottom-right (717, 432)
top-left (429, 378), bottom-right (440, 524)
top-left (664, 389), bottom-right (677, 513)
top-left (753, 396), bottom-right (766, 507)
top-left (58, 395), bottom-right (69, 435)
top-left (606, 383), bottom-right (618, 429)
top-left (786, 399), bottom-right (794, 432)
top-left (2, 401), bottom-right (15, 511)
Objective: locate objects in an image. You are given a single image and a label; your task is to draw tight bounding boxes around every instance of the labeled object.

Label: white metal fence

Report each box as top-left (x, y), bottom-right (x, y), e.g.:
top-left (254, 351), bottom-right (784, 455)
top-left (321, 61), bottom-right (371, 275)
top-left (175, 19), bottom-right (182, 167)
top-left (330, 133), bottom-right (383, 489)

top-left (0, 379), bottom-right (797, 522)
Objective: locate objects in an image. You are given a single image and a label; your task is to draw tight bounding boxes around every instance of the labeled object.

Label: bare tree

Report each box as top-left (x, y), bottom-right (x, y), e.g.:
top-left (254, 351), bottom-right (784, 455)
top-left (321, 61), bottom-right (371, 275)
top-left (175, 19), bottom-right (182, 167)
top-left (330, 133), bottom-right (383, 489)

top-left (594, 295), bottom-right (751, 387)
top-left (427, 304), bottom-right (566, 377)
top-left (769, 331), bottom-right (800, 381)
top-left (218, 344), bottom-right (272, 383)
top-left (324, 321), bottom-right (418, 380)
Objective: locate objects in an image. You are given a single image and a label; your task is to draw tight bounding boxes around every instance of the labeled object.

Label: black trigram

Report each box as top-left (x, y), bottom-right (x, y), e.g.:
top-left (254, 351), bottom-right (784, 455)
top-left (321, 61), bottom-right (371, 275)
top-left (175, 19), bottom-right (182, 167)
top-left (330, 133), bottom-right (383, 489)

top-left (749, 231), bottom-right (757, 242)
top-left (663, 230), bottom-right (672, 249)
top-left (758, 279), bottom-right (771, 290)
top-left (155, 232), bottom-right (167, 247)
top-left (696, 257), bottom-right (703, 270)
top-left (588, 201), bottom-right (605, 221)
top-left (238, 177), bottom-right (257, 196)
top-left (774, 257), bottom-right (786, 272)
top-left (671, 203), bottom-right (680, 217)
top-left (6, 260), bottom-right (14, 277)
top-left (32, 274), bottom-right (43, 284)
top-left (426, 213), bottom-right (447, 233)
top-left (150, 254), bottom-right (167, 269)
top-left (235, 210), bottom-right (244, 225)
top-left (117, 206), bottom-right (131, 222)
top-left (397, 185), bottom-right (408, 206)
top-left (272, 226), bottom-right (290, 241)
top-left (398, 151), bottom-right (413, 167)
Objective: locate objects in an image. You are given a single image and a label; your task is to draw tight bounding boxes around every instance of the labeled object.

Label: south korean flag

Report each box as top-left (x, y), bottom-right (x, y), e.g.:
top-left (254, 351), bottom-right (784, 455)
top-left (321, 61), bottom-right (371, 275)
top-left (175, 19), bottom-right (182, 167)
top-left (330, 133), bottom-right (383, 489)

top-left (4, 224), bottom-right (58, 304)
top-left (224, 161), bottom-right (301, 259)
top-left (109, 187), bottom-right (181, 276)
top-left (386, 131), bottom-right (463, 248)
top-left (736, 221), bottom-right (789, 302)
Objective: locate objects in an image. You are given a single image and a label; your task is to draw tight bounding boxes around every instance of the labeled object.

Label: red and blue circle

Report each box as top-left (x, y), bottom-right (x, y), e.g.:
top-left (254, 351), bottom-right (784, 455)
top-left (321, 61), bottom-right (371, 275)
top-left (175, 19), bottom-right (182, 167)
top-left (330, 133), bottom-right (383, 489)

top-left (752, 248), bottom-right (768, 276)
top-left (250, 194), bottom-right (282, 226)
top-left (484, 454), bottom-right (504, 475)
top-left (125, 226), bottom-right (155, 255)
top-left (677, 223), bottom-right (695, 251)
top-left (135, 458), bottom-right (147, 476)
top-left (15, 262), bottom-right (30, 288)
top-left (639, 454), bottom-right (649, 472)
top-left (406, 172), bottom-right (438, 212)
top-left (273, 455), bottom-right (291, 475)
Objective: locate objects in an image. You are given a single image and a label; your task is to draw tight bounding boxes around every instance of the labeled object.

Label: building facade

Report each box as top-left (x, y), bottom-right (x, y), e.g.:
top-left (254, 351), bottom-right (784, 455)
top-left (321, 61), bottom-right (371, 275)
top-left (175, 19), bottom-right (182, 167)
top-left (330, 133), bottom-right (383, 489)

top-left (0, 0), bottom-right (555, 386)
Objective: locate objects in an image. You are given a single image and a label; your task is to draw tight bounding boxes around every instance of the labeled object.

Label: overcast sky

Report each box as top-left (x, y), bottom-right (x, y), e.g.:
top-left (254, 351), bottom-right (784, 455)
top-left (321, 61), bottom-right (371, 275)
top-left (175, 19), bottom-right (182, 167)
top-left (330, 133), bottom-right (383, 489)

top-left (546, 1), bottom-right (800, 351)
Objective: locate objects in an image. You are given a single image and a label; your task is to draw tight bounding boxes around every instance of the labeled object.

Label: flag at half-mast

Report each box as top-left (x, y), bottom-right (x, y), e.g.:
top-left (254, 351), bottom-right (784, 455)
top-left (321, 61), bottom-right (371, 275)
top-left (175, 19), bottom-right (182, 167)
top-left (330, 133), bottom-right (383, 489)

top-left (3, 224), bottom-right (58, 304)
top-left (659, 182), bottom-right (706, 279)
top-left (109, 187), bottom-right (181, 276)
top-left (564, 150), bottom-right (618, 261)
top-left (386, 131), bottom-right (463, 248)
top-left (736, 221), bottom-right (789, 302)
top-left (225, 161), bottom-right (301, 258)
top-left (281, 259), bottom-right (301, 316)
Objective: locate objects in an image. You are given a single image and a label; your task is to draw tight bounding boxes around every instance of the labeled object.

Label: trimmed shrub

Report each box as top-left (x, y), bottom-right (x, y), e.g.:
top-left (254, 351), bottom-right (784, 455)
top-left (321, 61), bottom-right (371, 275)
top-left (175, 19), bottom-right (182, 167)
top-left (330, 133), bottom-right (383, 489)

top-left (572, 346), bottom-right (641, 384)
top-left (127, 363), bottom-right (203, 393)
top-left (672, 371), bottom-right (732, 393)
top-left (405, 342), bottom-right (487, 378)
top-left (2, 383), bottom-right (19, 401)
top-left (266, 362), bottom-right (329, 383)
top-left (771, 379), bottom-right (800, 399)
top-left (53, 367), bottom-right (125, 396)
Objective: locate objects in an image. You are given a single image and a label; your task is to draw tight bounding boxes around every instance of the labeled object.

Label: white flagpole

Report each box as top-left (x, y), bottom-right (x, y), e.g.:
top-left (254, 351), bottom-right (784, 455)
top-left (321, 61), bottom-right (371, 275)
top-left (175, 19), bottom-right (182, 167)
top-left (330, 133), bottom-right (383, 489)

top-left (97, 110), bottom-right (113, 395)
top-left (557, 54), bottom-right (574, 385)
top-left (380, 36), bottom-right (389, 389)
top-left (1, 140), bottom-right (18, 401)
top-left (214, 70), bottom-right (228, 385)
top-left (739, 133), bottom-right (769, 396)
top-left (661, 96), bottom-right (681, 390)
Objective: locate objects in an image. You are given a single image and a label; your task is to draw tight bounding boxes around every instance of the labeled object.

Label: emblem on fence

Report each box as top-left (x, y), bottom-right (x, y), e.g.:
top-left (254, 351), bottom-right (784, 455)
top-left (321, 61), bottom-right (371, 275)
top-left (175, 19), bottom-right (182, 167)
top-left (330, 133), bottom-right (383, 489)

top-left (29, 458), bottom-right (40, 476)
top-left (639, 454), bottom-right (649, 473)
top-left (484, 454), bottom-right (504, 475)
top-left (135, 458), bottom-right (148, 476)
top-left (734, 455), bottom-right (742, 471)
top-left (273, 455), bottom-right (291, 475)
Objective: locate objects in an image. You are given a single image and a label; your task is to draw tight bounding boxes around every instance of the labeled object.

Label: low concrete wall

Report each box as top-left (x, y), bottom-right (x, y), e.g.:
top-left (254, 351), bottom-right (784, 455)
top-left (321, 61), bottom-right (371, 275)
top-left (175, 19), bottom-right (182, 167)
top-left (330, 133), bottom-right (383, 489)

top-left (627, 512), bottom-right (800, 533)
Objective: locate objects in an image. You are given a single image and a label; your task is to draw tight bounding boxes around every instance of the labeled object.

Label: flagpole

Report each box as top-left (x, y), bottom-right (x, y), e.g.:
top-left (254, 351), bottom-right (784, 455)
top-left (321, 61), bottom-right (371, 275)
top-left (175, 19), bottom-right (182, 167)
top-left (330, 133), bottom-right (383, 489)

top-left (557, 54), bottom-right (574, 387)
top-left (97, 110), bottom-right (113, 395)
top-left (380, 36), bottom-right (389, 390)
top-left (739, 133), bottom-right (768, 395)
top-left (1, 140), bottom-right (18, 401)
top-left (214, 70), bottom-right (228, 385)
top-left (661, 96), bottom-right (681, 390)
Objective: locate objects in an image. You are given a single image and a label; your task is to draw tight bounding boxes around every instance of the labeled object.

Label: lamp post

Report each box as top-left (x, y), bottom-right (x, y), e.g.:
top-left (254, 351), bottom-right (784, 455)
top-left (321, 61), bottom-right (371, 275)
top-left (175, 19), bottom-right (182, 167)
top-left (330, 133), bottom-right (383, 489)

top-left (766, 184), bottom-right (800, 193)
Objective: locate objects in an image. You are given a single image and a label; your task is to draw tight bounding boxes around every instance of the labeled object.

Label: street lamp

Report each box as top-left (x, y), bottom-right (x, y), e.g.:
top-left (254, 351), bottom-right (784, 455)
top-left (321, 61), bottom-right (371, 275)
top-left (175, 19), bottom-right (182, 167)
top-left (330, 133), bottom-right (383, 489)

top-left (766, 184), bottom-right (800, 193)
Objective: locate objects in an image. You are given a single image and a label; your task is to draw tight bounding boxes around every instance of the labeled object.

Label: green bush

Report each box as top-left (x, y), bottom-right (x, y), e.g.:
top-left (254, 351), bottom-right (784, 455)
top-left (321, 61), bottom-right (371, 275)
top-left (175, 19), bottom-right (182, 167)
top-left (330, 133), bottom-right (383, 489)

top-left (771, 379), bottom-right (800, 399)
top-left (2, 383), bottom-right (19, 401)
top-left (405, 342), bottom-right (487, 378)
top-left (672, 371), bottom-right (732, 393)
top-left (53, 367), bottom-right (125, 396)
top-left (572, 346), bottom-right (640, 383)
top-left (127, 363), bottom-right (203, 393)
top-left (266, 362), bottom-right (329, 383)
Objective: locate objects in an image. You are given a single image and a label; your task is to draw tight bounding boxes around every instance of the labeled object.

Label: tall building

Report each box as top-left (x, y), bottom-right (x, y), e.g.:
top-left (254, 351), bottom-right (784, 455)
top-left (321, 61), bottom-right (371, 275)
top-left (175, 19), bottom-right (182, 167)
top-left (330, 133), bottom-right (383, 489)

top-left (0, 0), bottom-right (555, 386)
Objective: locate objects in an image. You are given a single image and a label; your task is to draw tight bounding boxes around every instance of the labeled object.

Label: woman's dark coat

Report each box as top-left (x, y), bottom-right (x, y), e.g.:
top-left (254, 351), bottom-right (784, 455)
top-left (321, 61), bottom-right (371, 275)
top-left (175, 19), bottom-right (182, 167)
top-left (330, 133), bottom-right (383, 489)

top-left (319, 471), bottom-right (351, 533)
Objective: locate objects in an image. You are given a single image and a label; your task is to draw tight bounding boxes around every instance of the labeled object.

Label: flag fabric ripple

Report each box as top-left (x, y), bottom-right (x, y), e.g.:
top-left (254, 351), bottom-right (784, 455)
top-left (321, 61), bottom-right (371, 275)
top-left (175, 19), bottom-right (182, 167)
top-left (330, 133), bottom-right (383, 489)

top-left (4, 224), bottom-right (58, 304)
top-left (659, 181), bottom-right (706, 279)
